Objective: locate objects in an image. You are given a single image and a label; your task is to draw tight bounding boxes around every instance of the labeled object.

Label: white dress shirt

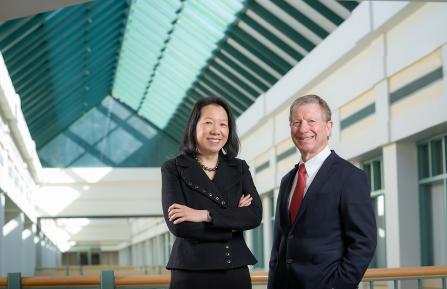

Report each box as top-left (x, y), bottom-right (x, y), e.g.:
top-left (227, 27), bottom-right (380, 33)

top-left (288, 146), bottom-right (331, 209)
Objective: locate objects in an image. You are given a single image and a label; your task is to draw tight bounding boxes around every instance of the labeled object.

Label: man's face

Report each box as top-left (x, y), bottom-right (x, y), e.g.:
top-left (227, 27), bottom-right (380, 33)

top-left (290, 103), bottom-right (333, 161)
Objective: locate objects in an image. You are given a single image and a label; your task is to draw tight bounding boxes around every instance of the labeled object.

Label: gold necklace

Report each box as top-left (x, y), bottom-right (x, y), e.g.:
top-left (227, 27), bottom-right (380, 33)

top-left (195, 156), bottom-right (219, 172)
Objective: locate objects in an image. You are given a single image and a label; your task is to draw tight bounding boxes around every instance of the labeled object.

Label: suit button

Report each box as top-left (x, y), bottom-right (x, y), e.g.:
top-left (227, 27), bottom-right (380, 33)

top-left (288, 235), bottom-right (293, 239)
top-left (194, 185), bottom-right (199, 189)
top-left (209, 193), bottom-right (213, 197)
top-left (221, 201), bottom-right (225, 205)
top-left (215, 196), bottom-right (219, 200)
top-left (225, 245), bottom-right (230, 249)
top-left (227, 260), bottom-right (231, 264)
top-left (226, 252), bottom-right (230, 256)
top-left (287, 259), bottom-right (293, 264)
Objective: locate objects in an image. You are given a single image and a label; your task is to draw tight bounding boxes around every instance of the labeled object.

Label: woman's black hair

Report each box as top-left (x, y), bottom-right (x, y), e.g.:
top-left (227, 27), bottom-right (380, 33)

top-left (180, 96), bottom-right (240, 158)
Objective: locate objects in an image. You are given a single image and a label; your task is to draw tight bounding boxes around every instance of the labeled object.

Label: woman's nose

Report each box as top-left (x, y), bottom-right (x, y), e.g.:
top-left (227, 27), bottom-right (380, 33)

top-left (210, 124), bottom-right (220, 134)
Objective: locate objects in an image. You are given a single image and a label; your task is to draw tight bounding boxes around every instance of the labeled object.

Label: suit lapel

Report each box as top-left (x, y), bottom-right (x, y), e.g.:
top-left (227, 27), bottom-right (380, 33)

top-left (176, 154), bottom-right (234, 208)
top-left (292, 151), bottom-right (338, 225)
top-left (279, 165), bottom-right (299, 229)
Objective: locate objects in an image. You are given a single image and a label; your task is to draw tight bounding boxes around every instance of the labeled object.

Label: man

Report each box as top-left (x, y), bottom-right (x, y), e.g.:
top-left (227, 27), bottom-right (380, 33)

top-left (268, 95), bottom-right (376, 289)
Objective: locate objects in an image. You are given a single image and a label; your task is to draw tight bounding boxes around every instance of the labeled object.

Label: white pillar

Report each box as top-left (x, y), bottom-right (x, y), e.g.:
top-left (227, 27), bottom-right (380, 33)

top-left (443, 44), bottom-right (447, 99)
top-left (262, 195), bottom-right (272, 271)
top-left (0, 193), bottom-right (4, 276)
top-left (374, 79), bottom-right (391, 143)
top-left (3, 213), bottom-right (24, 273)
top-left (21, 223), bottom-right (36, 275)
top-left (331, 108), bottom-right (341, 151)
top-left (383, 142), bottom-right (421, 267)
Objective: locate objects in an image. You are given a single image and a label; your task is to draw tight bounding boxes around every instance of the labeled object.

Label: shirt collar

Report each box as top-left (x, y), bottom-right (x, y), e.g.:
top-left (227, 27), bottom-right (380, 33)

top-left (300, 146), bottom-right (331, 176)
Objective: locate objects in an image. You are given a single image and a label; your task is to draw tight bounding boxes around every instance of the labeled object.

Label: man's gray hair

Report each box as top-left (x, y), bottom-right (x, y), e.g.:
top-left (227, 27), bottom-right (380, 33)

top-left (289, 94), bottom-right (332, 123)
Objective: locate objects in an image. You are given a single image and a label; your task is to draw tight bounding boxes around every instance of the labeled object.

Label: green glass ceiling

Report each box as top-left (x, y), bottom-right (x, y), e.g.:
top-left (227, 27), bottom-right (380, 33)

top-left (39, 96), bottom-right (178, 167)
top-left (113, 0), bottom-right (244, 129)
top-left (0, 0), bottom-right (359, 167)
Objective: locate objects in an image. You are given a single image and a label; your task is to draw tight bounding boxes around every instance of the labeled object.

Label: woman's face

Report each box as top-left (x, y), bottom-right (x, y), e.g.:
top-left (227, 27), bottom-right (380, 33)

top-left (195, 104), bottom-right (229, 156)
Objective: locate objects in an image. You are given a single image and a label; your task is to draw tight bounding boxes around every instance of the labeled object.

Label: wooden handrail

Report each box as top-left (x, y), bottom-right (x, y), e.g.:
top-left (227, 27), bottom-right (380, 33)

top-left (363, 266), bottom-right (447, 280)
top-left (1, 266), bottom-right (446, 287)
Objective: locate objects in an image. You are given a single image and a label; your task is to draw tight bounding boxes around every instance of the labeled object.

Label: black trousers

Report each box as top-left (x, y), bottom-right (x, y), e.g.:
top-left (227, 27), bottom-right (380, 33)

top-left (169, 266), bottom-right (251, 289)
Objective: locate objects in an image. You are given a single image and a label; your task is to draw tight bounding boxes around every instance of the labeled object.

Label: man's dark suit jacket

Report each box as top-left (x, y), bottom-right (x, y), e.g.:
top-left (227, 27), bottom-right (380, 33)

top-left (161, 153), bottom-right (262, 270)
top-left (268, 151), bottom-right (377, 289)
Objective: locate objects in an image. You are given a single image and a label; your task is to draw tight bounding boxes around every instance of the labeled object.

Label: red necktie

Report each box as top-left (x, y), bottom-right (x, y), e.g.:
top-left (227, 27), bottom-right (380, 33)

top-left (290, 163), bottom-right (307, 223)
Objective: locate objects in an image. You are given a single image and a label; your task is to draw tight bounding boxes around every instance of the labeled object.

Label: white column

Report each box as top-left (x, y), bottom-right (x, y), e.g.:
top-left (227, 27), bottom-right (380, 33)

top-left (21, 223), bottom-right (36, 275)
top-left (331, 108), bottom-right (341, 151)
top-left (383, 142), bottom-right (420, 267)
top-left (3, 213), bottom-right (24, 273)
top-left (0, 193), bottom-right (4, 276)
top-left (443, 43), bottom-right (447, 99)
top-left (262, 195), bottom-right (272, 271)
top-left (375, 79), bottom-right (391, 142)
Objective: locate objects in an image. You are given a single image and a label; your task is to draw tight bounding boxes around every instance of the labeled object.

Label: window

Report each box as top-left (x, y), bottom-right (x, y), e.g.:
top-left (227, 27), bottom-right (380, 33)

top-left (363, 158), bottom-right (386, 268)
top-left (91, 252), bottom-right (100, 265)
top-left (418, 134), bottom-right (447, 266)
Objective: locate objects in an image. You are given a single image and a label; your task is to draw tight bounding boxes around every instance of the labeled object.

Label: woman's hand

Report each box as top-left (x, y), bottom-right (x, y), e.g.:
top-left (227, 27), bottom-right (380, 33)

top-left (238, 194), bottom-right (252, 207)
top-left (168, 203), bottom-right (209, 224)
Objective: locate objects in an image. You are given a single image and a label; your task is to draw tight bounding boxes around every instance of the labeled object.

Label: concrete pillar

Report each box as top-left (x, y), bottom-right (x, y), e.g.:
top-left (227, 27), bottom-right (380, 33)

top-left (40, 238), bottom-right (56, 267)
top-left (0, 193), bottom-right (4, 276)
top-left (374, 79), bottom-right (391, 143)
top-left (21, 223), bottom-right (36, 275)
top-left (2, 213), bottom-right (24, 273)
top-left (119, 246), bottom-right (131, 266)
top-left (262, 195), bottom-right (272, 271)
top-left (383, 142), bottom-right (421, 267)
top-left (331, 108), bottom-right (341, 150)
top-left (34, 232), bottom-right (42, 268)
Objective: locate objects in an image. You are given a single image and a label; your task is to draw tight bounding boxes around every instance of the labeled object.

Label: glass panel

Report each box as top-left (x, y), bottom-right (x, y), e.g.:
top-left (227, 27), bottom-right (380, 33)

top-left (373, 160), bottom-right (382, 191)
top-left (418, 143), bottom-right (430, 179)
top-left (420, 181), bottom-right (447, 265)
top-left (429, 181), bottom-right (447, 265)
top-left (420, 184), bottom-right (433, 265)
top-left (363, 163), bottom-right (372, 189)
top-left (430, 139), bottom-right (443, 176)
top-left (369, 195), bottom-right (386, 268)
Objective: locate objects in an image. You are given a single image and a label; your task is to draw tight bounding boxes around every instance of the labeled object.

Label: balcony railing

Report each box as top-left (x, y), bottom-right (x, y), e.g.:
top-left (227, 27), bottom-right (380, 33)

top-left (1, 266), bottom-right (446, 289)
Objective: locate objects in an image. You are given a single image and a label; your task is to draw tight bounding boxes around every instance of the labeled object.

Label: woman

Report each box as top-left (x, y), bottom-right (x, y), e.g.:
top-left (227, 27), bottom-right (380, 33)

top-left (161, 96), bottom-right (262, 289)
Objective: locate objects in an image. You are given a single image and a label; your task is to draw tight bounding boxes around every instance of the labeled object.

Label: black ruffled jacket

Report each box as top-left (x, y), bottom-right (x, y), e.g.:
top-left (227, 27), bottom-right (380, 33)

top-left (161, 153), bottom-right (262, 270)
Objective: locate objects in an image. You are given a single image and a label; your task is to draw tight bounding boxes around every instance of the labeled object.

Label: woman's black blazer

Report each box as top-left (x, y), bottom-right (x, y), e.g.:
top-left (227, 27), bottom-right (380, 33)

top-left (161, 153), bottom-right (262, 270)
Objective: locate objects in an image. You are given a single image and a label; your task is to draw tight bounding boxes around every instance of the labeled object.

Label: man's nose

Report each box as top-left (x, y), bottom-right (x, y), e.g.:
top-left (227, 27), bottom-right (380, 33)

top-left (299, 121), bottom-right (309, 132)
